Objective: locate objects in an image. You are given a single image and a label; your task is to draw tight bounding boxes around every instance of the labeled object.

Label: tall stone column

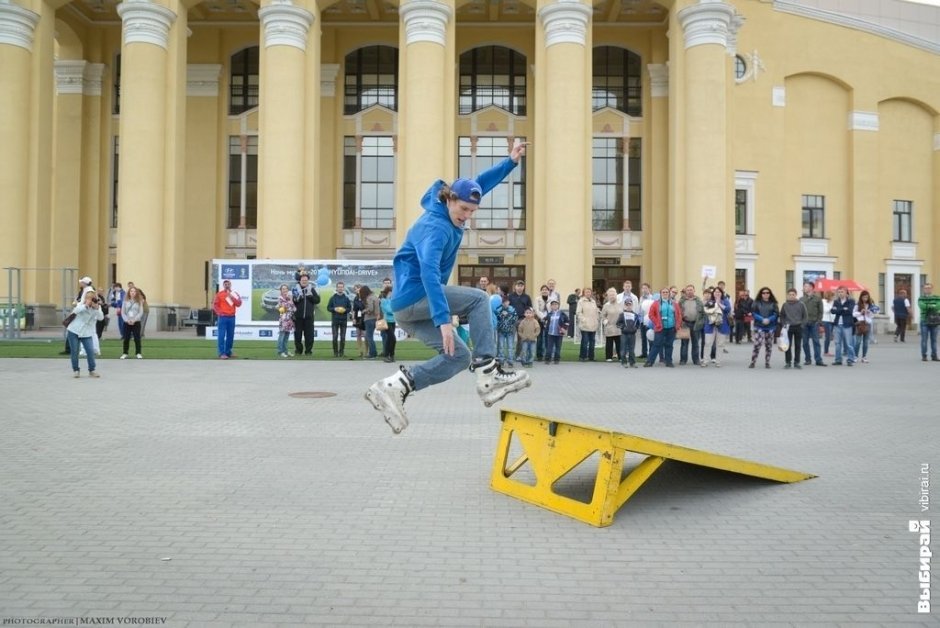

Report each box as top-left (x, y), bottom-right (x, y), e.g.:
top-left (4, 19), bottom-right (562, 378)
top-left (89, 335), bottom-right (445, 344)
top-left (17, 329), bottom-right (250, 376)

top-left (847, 109), bottom-right (879, 281)
top-left (116, 0), bottom-right (176, 302)
top-left (397, 0), bottom-right (454, 236)
top-left (676, 0), bottom-right (736, 284)
top-left (647, 61), bottom-right (669, 290)
top-left (0, 0), bottom-right (39, 277)
top-left (256, 0), bottom-right (313, 257)
top-left (51, 60), bottom-right (87, 285)
top-left (534, 0), bottom-right (592, 294)
top-left (79, 63), bottom-right (106, 285)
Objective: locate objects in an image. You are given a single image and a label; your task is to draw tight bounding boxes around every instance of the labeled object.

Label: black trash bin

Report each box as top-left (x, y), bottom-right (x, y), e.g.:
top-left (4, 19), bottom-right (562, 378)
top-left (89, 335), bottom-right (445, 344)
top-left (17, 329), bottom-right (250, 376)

top-left (25, 306), bottom-right (35, 331)
top-left (196, 308), bottom-right (213, 337)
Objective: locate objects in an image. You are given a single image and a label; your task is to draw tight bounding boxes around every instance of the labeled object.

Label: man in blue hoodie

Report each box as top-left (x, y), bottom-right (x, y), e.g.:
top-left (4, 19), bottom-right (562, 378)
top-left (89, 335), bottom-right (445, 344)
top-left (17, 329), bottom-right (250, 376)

top-left (365, 141), bottom-right (531, 434)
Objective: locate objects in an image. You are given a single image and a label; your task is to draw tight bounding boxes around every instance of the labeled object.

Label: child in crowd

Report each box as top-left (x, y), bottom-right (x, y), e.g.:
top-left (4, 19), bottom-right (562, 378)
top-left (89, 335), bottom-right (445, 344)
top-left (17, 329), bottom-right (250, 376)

top-left (617, 299), bottom-right (639, 368)
top-left (495, 295), bottom-right (519, 367)
top-left (517, 307), bottom-right (541, 368)
top-left (276, 284), bottom-right (296, 358)
top-left (544, 300), bottom-right (569, 364)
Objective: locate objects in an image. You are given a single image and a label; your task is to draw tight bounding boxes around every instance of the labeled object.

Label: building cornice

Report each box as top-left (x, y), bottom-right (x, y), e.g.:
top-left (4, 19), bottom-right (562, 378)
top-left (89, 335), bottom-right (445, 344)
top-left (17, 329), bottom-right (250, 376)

top-left (773, 0), bottom-right (940, 56)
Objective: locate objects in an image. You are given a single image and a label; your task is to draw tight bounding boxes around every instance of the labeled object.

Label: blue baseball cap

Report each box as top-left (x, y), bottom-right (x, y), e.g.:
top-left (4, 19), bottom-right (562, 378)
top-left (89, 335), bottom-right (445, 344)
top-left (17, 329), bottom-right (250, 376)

top-left (451, 178), bottom-right (482, 204)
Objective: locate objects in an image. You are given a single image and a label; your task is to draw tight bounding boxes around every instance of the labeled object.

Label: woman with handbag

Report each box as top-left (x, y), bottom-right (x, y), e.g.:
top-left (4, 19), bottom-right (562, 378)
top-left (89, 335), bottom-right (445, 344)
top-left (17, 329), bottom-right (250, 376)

top-left (66, 291), bottom-right (104, 378)
top-left (360, 285), bottom-right (381, 360)
top-left (853, 290), bottom-right (875, 363)
top-left (749, 287), bottom-right (779, 369)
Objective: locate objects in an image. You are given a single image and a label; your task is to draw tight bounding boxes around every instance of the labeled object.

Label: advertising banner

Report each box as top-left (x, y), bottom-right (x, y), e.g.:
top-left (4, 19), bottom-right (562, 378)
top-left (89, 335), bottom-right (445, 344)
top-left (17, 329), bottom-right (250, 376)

top-left (209, 259), bottom-right (399, 339)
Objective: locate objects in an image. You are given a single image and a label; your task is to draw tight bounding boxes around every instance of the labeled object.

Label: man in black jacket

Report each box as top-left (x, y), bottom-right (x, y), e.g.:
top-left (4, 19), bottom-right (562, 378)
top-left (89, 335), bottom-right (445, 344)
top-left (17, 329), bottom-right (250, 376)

top-left (326, 282), bottom-right (352, 357)
top-left (292, 274), bottom-right (320, 355)
top-left (507, 280), bottom-right (533, 361)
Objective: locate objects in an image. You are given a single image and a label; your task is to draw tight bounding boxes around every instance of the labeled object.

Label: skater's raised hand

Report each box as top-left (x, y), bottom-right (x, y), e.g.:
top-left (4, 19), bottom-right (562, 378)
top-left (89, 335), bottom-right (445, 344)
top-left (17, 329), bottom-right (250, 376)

top-left (510, 140), bottom-right (528, 164)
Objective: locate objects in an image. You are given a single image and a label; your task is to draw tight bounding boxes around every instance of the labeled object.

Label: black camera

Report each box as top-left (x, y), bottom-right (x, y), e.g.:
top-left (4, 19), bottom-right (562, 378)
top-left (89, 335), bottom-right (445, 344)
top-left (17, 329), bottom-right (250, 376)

top-left (91, 297), bottom-right (99, 304)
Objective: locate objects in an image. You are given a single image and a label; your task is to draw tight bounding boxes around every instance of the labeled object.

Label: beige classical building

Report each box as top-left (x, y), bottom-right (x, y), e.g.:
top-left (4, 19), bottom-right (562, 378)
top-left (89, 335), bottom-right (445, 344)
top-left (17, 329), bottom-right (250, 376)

top-left (1, 0), bottom-right (938, 324)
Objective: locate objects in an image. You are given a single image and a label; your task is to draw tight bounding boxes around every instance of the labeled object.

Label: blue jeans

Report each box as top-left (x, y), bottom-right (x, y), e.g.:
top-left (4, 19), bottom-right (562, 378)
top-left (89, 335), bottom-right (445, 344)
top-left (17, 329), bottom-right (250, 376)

top-left (620, 333), bottom-right (636, 365)
top-left (277, 331), bottom-right (290, 355)
top-left (802, 323), bottom-right (822, 364)
top-left (68, 332), bottom-right (97, 373)
top-left (217, 315), bottom-right (235, 357)
top-left (520, 339), bottom-right (536, 365)
top-left (394, 286), bottom-right (496, 392)
top-left (497, 332), bottom-right (516, 364)
top-left (363, 318), bottom-right (377, 358)
top-left (647, 327), bottom-right (676, 366)
top-left (579, 331), bottom-right (596, 359)
top-left (545, 334), bottom-right (563, 362)
top-left (921, 323), bottom-right (938, 359)
top-left (854, 330), bottom-right (869, 358)
top-left (639, 323), bottom-right (649, 356)
top-left (823, 321), bottom-right (833, 353)
top-left (833, 325), bottom-right (856, 364)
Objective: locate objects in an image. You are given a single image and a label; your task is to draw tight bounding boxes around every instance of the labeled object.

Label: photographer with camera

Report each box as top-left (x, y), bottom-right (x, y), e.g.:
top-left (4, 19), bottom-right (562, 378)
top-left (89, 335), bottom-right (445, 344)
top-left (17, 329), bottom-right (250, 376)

top-left (66, 290), bottom-right (104, 378)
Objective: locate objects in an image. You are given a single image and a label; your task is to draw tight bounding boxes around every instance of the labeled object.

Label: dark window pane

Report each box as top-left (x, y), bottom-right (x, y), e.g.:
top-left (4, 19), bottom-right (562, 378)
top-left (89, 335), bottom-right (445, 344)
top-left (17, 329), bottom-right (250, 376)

top-left (344, 46), bottom-right (399, 114)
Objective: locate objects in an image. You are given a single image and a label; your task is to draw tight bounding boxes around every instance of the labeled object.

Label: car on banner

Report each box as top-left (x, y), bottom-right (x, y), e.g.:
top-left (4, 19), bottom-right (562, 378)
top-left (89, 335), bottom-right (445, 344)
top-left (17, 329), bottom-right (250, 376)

top-left (260, 289), bottom-right (281, 312)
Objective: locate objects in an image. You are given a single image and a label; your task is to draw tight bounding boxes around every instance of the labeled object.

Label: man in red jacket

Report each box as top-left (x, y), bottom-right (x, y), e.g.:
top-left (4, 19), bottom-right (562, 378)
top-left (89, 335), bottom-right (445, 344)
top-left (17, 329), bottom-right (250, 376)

top-left (212, 280), bottom-right (242, 359)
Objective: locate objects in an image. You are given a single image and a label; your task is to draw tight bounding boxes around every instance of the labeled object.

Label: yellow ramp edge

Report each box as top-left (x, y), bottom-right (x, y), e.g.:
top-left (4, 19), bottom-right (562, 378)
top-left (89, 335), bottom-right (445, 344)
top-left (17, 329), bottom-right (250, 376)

top-left (490, 409), bottom-right (817, 528)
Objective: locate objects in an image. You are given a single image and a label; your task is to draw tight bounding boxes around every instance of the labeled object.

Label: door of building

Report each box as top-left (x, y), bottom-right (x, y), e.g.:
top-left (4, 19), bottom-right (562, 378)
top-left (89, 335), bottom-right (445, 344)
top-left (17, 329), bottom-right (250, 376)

top-left (591, 265), bottom-right (641, 299)
top-left (458, 264), bottom-right (526, 291)
top-left (894, 273), bottom-right (913, 329)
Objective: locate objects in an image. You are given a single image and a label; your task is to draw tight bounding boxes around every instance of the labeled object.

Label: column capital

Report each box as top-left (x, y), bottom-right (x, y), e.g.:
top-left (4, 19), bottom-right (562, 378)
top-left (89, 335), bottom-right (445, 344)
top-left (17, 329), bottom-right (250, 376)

top-left (83, 63), bottom-right (107, 96)
top-left (399, 0), bottom-right (451, 46)
top-left (0, 0), bottom-right (40, 52)
top-left (647, 63), bottom-right (668, 98)
top-left (117, 0), bottom-right (177, 50)
top-left (677, 0), bottom-right (736, 50)
top-left (55, 59), bottom-right (88, 95)
top-left (726, 13), bottom-right (745, 56)
top-left (258, 0), bottom-right (314, 51)
top-left (187, 63), bottom-right (222, 97)
top-left (538, 0), bottom-right (592, 48)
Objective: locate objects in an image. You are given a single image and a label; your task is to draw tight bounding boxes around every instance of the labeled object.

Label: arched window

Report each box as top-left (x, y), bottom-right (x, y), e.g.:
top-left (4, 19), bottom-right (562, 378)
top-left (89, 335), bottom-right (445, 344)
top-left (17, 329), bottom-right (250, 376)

top-left (459, 46), bottom-right (526, 115)
top-left (592, 46), bottom-right (641, 116)
top-left (344, 46), bottom-right (398, 114)
top-left (230, 46), bottom-right (259, 115)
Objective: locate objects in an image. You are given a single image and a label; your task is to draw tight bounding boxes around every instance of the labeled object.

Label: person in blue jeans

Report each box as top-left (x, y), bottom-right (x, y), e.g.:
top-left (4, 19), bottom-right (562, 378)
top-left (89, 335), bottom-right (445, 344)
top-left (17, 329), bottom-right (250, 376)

top-left (66, 290), bottom-right (104, 378)
top-left (830, 286), bottom-right (857, 366)
top-left (645, 288), bottom-right (679, 367)
top-left (212, 279), bottom-right (242, 359)
top-left (365, 141), bottom-right (531, 434)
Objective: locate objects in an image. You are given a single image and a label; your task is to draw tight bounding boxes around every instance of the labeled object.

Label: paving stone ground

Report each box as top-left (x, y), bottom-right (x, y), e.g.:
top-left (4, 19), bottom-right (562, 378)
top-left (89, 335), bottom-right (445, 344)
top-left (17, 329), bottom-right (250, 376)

top-left (0, 334), bottom-right (937, 627)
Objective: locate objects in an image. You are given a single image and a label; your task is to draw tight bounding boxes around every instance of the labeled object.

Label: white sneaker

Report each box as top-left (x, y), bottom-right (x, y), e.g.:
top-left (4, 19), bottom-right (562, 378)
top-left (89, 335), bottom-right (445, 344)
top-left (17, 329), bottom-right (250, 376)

top-left (364, 366), bottom-right (415, 434)
top-left (120, 354), bottom-right (127, 360)
top-left (473, 358), bottom-right (532, 407)
top-left (136, 354), bottom-right (143, 359)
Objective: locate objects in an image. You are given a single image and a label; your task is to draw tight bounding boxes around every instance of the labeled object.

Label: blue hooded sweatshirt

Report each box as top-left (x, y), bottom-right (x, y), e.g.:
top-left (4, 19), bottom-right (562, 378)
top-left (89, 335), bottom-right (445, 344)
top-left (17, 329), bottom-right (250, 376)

top-left (390, 157), bottom-right (518, 326)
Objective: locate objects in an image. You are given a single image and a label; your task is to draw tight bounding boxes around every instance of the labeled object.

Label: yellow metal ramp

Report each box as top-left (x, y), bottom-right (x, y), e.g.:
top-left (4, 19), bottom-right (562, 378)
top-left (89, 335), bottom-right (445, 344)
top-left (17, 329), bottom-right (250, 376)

top-left (490, 409), bottom-right (816, 527)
